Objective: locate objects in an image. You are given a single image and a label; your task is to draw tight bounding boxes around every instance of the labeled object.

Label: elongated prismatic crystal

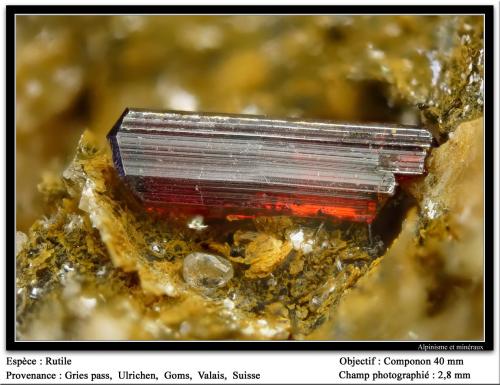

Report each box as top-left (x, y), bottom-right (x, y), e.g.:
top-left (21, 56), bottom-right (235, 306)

top-left (107, 108), bottom-right (432, 223)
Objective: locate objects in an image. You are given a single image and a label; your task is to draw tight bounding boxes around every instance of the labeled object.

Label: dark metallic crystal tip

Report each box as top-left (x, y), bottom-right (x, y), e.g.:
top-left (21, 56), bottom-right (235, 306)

top-left (107, 108), bottom-right (130, 177)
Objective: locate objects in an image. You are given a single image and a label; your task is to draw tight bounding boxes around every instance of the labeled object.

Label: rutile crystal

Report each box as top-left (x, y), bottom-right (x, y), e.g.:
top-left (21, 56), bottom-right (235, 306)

top-left (182, 252), bottom-right (234, 289)
top-left (107, 108), bottom-right (432, 222)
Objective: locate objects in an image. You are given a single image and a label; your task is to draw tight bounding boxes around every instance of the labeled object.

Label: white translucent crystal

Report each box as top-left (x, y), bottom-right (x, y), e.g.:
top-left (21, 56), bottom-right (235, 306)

top-left (289, 229), bottom-right (304, 250)
top-left (150, 242), bottom-right (161, 253)
top-left (75, 297), bottom-right (97, 318)
top-left (29, 287), bottom-right (42, 299)
top-left (78, 179), bottom-right (100, 228)
top-left (163, 282), bottom-right (177, 297)
top-left (302, 240), bottom-right (314, 254)
top-left (187, 215), bottom-right (208, 231)
top-left (64, 214), bottom-right (84, 233)
top-left (182, 252), bottom-right (234, 289)
top-left (15, 231), bottom-right (28, 256)
top-left (223, 298), bottom-right (235, 310)
top-left (289, 228), bottom-right (315, 254)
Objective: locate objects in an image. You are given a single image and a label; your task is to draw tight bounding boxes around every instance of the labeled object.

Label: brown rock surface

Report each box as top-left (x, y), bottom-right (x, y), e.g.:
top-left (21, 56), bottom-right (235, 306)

top-left (312, 118), bottom-right (483, 340)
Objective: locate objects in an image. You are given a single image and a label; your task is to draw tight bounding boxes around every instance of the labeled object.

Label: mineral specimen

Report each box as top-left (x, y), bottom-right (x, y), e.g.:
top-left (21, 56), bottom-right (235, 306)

top-left (107, 108), bottom-right (432, 222)
top-left (15, 15), bottom-right (484, 342)
top-left (182, 252), bottom-right (234, 289)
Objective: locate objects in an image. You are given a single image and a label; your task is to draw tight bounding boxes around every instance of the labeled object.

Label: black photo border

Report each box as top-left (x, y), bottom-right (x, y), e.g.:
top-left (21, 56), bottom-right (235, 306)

top-left (6, 4), bottom-right (494, 351)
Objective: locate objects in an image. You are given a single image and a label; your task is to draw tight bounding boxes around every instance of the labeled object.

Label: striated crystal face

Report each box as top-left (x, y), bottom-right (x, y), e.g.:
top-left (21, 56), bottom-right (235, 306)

top-left (107, 108), bottom-right (432, 222)
top-left (183, 252), bottom-right (234, 289)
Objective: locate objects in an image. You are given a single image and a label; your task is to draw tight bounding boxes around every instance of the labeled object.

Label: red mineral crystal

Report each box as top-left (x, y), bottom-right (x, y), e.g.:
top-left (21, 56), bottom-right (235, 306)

top-left (107, 108), bottom-right (432, 223)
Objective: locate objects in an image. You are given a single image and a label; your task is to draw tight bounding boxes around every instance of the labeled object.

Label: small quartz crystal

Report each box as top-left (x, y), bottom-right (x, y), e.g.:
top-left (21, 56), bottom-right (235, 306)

top-left (187, 215), bottom-right (208, 231)
top-left (182, 252), bottom-right (234, 289)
